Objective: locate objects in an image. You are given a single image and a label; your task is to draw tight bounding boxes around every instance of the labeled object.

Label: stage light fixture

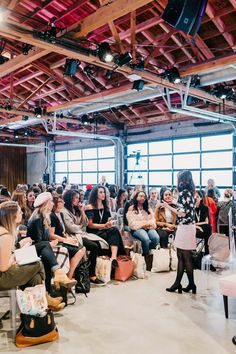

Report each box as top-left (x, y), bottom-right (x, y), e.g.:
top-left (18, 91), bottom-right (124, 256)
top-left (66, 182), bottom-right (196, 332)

top-left (22, 115), bottom-right (29, 121)
top-left (14, 132), bottom-right (19, 139)
top-left (81, 114), bottom-right (90, 125)
top-left (114, 52), bottom-right (132, 67)
top-left (83, 65), bottom-right (96, 77)
top-left (213, 85), bottom-right (235, 100)
top-left (0, 55), bottom-right (5, 65)
top-left (34, 106), bottom-right (42, 118)
top-left (64, 59), bottom-right (80, 76)
top-left (163, 67), bottom-right (181, 84)
top-left (190, 75), bottom-right (201, 87)
top-left (97, 42), bottom-right (113, 63)
top-left (22, 43), bottom-right (33, 55)
top-left (132, 79), bottom-right (145, 91)
top-left (5, 104), bottom-right (12, 111)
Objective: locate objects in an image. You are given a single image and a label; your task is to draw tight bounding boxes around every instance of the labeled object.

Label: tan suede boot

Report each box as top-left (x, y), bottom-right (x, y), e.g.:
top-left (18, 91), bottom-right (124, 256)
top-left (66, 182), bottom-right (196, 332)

top-left (54, 269), bottom-right (77, 289)
top-left (46, 293), bottom-right (65, 312)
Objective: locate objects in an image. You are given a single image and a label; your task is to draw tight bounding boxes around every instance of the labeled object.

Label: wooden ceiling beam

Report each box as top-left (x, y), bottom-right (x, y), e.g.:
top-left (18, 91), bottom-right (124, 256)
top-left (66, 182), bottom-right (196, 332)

top-left (69, 0), bottom-right (154, 38)
top-left (0, 21), bottom-right (235, 112)
top-left (144, 28), bottom-right (176, 66)
top-left (0, 48), bottom-right (50, 78)
top-left (108, 21), bottom-right (125, 54)
top-left (18, 77), bottom-right (52, 109)
top-left (180, 53), bottom-right (236, 76)
top-left (130, 11), bottom-right (136, 61)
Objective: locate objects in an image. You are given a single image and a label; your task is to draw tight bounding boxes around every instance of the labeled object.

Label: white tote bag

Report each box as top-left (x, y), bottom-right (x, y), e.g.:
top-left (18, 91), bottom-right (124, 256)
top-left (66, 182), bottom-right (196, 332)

top-left (95, 256), bottom-right (112, 283)
top-left (131, 252), bottom-right (146, 279)
top-left (151, 248), bottom-right (170, 273)
top-left (170, 246), bottom-right (178, 271)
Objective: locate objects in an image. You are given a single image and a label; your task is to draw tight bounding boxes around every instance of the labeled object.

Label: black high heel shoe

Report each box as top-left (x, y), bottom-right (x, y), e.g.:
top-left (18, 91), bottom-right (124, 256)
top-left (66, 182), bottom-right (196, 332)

top-left (182, 284), bottom-right (197, 294)
top-left (166, 284), bottom-right (182, 294)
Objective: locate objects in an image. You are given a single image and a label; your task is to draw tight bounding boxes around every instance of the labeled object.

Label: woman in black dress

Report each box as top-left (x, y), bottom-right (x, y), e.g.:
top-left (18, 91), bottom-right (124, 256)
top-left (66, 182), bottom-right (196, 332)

top-left (86, 186), bottom-right (125, 268)
top-left (195, 190), bottom-right (212, 255)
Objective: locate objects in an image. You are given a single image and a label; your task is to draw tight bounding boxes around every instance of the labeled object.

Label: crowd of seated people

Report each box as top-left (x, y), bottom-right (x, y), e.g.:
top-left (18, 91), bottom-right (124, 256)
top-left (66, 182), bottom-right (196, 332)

top-left (0, 176), bottom-right (234, 342)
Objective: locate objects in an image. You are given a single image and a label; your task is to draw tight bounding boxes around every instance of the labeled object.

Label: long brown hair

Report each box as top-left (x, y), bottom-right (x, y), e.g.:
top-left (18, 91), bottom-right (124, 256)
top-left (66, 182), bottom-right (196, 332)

top-left (12, 190), bottom-right (26, 210)
top-left (0, 201), bottom-right (19, 236)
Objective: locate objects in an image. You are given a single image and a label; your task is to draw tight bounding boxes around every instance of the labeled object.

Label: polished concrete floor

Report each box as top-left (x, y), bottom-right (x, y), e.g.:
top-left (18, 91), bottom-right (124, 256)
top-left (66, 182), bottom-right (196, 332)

top-left (1, 270), bottom-right (236, 354)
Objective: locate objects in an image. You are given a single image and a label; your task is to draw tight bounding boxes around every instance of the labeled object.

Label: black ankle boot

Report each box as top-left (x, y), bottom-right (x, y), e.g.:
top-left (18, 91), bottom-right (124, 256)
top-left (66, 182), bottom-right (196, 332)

top-left (182, 284), bottom-right (197, 294)
top-left (166, 284), bottom-right (182, 294)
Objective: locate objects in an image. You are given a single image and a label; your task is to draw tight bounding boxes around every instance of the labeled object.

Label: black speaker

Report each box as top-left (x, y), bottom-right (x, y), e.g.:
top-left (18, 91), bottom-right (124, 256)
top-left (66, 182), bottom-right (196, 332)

top-left (43, 173), bottom-right (49, 184)
top-left (162, 0), bottom-right (208, 36)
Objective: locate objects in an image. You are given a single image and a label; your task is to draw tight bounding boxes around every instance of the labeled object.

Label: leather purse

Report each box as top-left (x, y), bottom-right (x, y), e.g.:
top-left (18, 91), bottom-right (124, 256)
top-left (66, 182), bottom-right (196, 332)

top-left (114, 256), bottom-right (134, 282)
top-left (15, 310), bottom-right (59, 348)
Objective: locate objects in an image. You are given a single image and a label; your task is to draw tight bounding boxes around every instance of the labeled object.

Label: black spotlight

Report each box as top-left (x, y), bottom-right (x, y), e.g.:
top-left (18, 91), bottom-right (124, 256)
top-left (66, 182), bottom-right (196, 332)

top-left (213, 85), bottom-right (235, 100)
top-left (83, 65), bottom-right (96, 77)
top-left (97, 42), bottom-right (113, 63)
top-left (34, 106), bottom-right (42, 118)
top-left (81, 114), bottom-right (90, 125)
top-left (5, 104), bottom-right (12, 111)
top-left (14, 132), bottom-right (19, 139)
top-left (190, 75), bottom-right (201, 87)
top-left (132, 79), bottom-right (145, 91)
top-left (22, 43), bottom-right (33, 55)
top-left (114, 52), bottom-right (132, 67)
top-left (0, 55), bottom-right (6, 64)
top-left (64, 59), bottom-right (80, 76)
top-left (22, 115), bottom-right (29, 121)
top-left (163, 67), bottom-right (181, 84)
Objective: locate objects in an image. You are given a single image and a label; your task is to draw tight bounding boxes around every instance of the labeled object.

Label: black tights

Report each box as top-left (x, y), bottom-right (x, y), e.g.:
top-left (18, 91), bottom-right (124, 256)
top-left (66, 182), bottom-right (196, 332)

top-left (174, 248), bottom-right (195, 287)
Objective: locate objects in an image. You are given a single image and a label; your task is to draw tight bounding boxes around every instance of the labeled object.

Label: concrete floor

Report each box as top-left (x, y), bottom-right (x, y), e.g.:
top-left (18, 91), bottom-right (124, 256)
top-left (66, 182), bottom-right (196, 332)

top-left (1, 270), bottom-right (236, 354)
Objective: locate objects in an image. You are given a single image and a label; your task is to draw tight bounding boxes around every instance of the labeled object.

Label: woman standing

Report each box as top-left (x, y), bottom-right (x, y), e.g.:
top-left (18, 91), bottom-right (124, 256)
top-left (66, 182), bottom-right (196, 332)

top-left (86, 186), bottom-right (125, 268)
top-left (127, 191), bottom-right (159, 256)
top-left (163, 170), bottom-right (196, 294)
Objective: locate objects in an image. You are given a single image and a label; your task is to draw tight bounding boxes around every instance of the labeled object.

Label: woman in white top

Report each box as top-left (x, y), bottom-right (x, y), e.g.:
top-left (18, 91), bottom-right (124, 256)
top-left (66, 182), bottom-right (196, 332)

top-left (127, 191), bottom-right (159, 256)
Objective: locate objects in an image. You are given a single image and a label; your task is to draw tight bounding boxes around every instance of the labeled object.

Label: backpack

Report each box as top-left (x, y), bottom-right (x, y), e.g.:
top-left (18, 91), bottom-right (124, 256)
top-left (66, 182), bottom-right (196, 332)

top-left (74, 261), bottom-right (90, 296)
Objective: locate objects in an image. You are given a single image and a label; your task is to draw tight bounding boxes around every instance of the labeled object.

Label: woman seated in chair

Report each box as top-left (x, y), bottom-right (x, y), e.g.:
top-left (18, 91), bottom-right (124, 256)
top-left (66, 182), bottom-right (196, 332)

top-left (27, 192), bottom-right (77, 295)
top-left (217, 189), bottom-right (234, 236)
top-left (0, 200), bottom-right (64, 311)
top-left (85, 186), bottom-right (125, 268)
top-left (115, 188), bottom-right (127, 212)
top-left (127, 191), bottom-right (159, 256)
top-left (62, 189), bottom-right (107, 286)
top-left (154, 188), bottom-right (176, 248)
top-left (50, 194), bottom-right (86, 280)
top-left (195, 190), bottom-right (212, 255)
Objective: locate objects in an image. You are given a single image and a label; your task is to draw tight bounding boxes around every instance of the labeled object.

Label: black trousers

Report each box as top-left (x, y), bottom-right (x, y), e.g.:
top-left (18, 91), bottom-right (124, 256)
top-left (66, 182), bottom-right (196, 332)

top-left (196, 224), bottom-right (211, 255)
top-left (82, 238), bottom-right (99, 277)
top-left (157, 228), bottom-right (175, 248)
top-left (35, 241), bottom-right (58, 292)
top-left (97, 227), bottom-right (125, 255)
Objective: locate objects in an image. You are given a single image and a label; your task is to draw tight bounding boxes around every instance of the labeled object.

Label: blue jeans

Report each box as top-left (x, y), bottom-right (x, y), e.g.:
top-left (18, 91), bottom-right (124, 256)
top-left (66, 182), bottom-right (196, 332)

top-left (132, 229), bottom-right (160, 255)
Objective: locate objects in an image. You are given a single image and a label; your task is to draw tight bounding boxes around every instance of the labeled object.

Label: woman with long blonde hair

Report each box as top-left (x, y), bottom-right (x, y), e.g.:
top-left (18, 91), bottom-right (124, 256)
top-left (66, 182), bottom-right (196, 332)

top-left (27, 192), bottom-right (77, 294)
top-left (0, 201), bottom-right (44, 290)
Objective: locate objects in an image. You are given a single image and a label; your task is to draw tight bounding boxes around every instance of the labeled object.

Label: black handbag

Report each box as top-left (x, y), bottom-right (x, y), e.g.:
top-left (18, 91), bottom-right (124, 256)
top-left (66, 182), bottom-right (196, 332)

top-left (74, 261), bottom-right (90, 296)
top-left (191, 239), bottom-right (205, 270)
top-left (16, 310), bottom-right (59, 348)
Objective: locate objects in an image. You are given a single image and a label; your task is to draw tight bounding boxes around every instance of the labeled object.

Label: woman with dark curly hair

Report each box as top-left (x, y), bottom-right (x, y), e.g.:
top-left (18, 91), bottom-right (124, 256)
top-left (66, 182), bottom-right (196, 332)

top-left (127, 191), bottom-right (159, 256)
top-left (85, 186), bottom-right (125, 268)
top-left (62, 189), bottom-right (108, 286)
top-left (162, 170), bottom-right (196, 294)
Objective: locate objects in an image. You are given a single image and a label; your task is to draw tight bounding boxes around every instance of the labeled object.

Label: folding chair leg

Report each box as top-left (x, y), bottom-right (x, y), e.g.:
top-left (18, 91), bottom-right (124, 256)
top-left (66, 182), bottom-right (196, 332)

top-left (10, 290), bottom-right (17, 338)
top-left (223, 295), bottom-right (228, 319)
